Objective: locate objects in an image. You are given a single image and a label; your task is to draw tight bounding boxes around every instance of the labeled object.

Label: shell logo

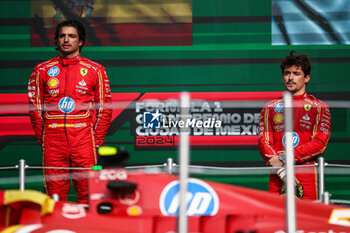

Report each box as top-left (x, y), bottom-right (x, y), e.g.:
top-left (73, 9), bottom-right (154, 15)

top-left (48, 77), bottom-right (59, 88)
top-left (274, 113), bottom-right (284, 124)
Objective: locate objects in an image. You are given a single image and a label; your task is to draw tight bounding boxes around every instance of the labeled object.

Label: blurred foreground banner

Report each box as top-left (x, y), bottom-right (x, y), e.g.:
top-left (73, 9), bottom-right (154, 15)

top-left (31, 0), bottom-right (193, 46)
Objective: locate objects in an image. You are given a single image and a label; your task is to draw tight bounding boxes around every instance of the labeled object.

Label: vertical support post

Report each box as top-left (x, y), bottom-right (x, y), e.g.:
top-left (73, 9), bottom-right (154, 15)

top-left (52, 194), bottom-right (60, 202)
top-left (18, 159), bottom-right (26, 191)
top-left (317, 156), bottom-right (325, 202)
top-left (323, 192), bottom-right (330, 205)
top-left (284, 91), bottom-right (296, 233)
top-left (165, 157), bottom-right (174, 174)
top-left (178, 92), bottom-right (190, 233)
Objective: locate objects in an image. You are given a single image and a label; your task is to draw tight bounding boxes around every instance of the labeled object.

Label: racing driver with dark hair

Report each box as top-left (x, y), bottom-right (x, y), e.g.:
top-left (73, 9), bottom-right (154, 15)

top-left (258, 51), bottom-right (331, 200)
top-left (28, 19), bottom-right (112, 204)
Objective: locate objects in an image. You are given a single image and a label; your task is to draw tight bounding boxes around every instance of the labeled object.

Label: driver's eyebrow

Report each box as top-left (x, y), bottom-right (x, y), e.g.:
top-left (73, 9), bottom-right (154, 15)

top-left (59, 33), bottom-right (77, 37)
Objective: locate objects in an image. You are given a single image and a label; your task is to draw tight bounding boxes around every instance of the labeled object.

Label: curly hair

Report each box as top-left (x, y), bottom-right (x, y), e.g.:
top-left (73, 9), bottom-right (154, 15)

top-left (55, 19), bottom-right (86, 52)
top-left (280, 51), bottom-right (311, 76)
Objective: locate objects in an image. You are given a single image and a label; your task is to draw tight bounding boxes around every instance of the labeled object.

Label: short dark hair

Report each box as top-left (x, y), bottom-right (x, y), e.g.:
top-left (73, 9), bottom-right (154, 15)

top-left (280, 51), bottom-right (311, 76)
top-left (55, 19), bottom-right (86, 52)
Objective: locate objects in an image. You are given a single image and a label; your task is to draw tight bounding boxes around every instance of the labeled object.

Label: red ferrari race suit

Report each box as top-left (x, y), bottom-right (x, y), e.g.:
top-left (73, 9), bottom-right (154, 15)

top-left (258, 93), bottom-right (331, 200)
top-left (28, 55), bottom-right (112, 204)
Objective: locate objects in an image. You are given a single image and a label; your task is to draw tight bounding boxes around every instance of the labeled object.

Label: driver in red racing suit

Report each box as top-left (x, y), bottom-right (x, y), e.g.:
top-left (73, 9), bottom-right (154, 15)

top-left (258, 51), bottom-right (331, 200)
top-left (28, 20), bottom-right (112, 204)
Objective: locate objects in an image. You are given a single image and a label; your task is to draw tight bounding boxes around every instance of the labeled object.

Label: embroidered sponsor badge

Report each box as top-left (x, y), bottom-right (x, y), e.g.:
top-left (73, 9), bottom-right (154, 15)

top-left (300, 123), bottom-right (310, 129)
top-left (47, 66), bottom-right (60, 77)
top-left (274, 124), bottom-right (284, 132)
top-left (78, 79), bottom-right (86, 86)
top-left (304, 104), bottom-right (311, 111)
top-left (282, 132), bottom-right (300, 148)
top-left (274, 103), bottom-right (284, 113)
top-left (302, 114), bottom-right (310, 121)
top-left (76, 89), bottom-right (86, 95)
top-left (273, 113), bottom-right (284, 124)
top-left (58, 97), bottom-right (75, 113)
top-left (48, 77), bottom-right (59, 88)
top-left (80, 68), bottom-right (88, 76)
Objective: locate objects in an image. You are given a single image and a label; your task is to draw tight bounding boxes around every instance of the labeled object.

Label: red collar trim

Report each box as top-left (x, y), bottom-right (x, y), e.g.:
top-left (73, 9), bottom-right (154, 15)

top-left (292, 92), bottom-right (307, 99)
top-left (58, 55), bottom-right (81, 66)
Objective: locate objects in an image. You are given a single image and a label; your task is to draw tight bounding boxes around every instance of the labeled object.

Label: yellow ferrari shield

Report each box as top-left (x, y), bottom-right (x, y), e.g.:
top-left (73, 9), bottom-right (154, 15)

top-left (80, 68), bottom-right (88, 76)
top-left (304, 104), bottom-right (311, 111)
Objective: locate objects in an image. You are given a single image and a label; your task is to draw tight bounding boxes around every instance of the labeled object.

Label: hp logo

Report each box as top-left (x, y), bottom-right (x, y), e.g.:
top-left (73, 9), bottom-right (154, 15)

top-left (282, 132), bottom-right (300, 148)
top-left (274, 103), bottom-right (284, 113)
top-left (159, 178), bottom-right (219, 216)
top-left (58, 97), bottom-right (75, 113)
top-left (47, 66), bottom-right (60, 77)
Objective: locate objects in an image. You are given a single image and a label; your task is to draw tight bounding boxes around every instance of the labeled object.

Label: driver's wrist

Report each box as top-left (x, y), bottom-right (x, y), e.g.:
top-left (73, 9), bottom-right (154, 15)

top-left (279, 154), bottom-right (286, 165)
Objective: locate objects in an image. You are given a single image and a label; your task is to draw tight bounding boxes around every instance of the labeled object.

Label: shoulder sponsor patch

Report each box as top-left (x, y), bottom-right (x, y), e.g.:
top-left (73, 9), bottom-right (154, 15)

top-left (304, 104), bottom-right (311, 111)
top-left (302, 114), bottom-right (310, 121)
top-left (273, 113), bottom-right (284, 124)
top-left (80, 68), bottom-right (88, 76)
top-left (47, 66), bottom-right (60, 77)
top-left (48, 89), bottom-right (59, 96)
top-left (274, 103), bottom-right (284, 113)
top-left (78, 79), bottom-right (86, 86)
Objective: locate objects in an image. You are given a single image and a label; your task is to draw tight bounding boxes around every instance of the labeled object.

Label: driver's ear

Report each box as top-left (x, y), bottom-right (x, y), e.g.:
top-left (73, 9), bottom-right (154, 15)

top-left (304, 75), bottom-right (310, 84)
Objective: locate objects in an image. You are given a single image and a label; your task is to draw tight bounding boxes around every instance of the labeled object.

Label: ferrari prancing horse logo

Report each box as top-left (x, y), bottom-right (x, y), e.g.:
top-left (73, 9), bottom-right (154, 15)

top-left (304, 104), bottom-right (311, 111)
top-left (80, 68), bottom-right (88, 76)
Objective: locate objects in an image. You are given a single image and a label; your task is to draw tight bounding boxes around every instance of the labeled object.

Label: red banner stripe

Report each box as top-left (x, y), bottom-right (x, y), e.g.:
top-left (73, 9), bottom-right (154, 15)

top-left (139, 92), bottom-right (283, 101)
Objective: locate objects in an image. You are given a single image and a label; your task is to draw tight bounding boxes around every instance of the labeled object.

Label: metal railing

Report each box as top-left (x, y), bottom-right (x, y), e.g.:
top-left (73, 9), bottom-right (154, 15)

top-left (0, 157), bottom-right (349, 205)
